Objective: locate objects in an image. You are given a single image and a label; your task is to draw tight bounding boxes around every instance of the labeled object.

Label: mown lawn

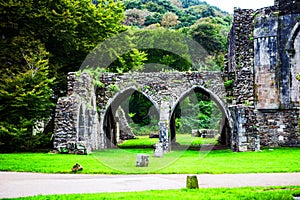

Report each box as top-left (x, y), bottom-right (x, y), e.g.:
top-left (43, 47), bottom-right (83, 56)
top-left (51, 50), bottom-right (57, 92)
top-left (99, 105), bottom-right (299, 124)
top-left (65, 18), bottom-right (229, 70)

top-left (118, 134), bottom-right (218, 149)
top-left (0, 147), bottom-right (299, 174)
top-left (5, 187), bottom-right (300, 200)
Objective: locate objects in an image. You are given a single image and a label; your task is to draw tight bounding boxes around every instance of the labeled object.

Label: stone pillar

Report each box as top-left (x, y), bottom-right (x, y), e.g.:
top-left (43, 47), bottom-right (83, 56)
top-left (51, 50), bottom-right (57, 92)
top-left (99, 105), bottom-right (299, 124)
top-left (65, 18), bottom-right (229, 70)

top-left (159, 101), bottom-right (170, 152)
top-left (115, 115), bottom-right (120, 144)
top-left (237, 107), bottom-right (247, 152)
top-left (230, 105), bottom-right (259, 152)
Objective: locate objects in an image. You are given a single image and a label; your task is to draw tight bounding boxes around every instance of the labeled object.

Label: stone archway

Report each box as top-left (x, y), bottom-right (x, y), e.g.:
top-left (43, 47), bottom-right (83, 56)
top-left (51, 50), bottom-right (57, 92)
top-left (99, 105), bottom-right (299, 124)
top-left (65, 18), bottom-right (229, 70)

top-left (54, 71), bottom-right (233, 153)
top-left (169, 85), bottom-right (232, 147)
top-left (100, 87), bottom-right (160, 148)
top-left (287, 22), bottom-right (300, 105)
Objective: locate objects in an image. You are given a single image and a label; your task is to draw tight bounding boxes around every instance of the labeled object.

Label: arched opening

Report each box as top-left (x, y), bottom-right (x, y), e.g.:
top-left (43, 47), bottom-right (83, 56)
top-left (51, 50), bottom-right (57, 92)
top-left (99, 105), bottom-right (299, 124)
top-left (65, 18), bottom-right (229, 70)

top-left (103, 105), bottom-right (117, 148)
top-left (88, 98), bottom-right (96, 137)
top-left (286, 22), bottom-right (300, 105)
top-left (78, 105), bottom-right (85, 141)
top-left (102, 87), bottom-right (160, 148)
top-left (170, 86), bottom-right (230, 149)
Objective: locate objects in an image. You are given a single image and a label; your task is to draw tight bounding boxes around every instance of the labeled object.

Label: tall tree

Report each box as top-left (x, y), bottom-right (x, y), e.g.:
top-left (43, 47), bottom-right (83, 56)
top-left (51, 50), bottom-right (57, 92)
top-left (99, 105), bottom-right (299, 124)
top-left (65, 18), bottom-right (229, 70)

top-left (0, 0), bottom-right (125, 96)
top-left (188, 17), bottom-right (229, 70)
top-left (0, 0), bottom-right (126, 152)
top-left (0, 39), bottom-right (54, 152)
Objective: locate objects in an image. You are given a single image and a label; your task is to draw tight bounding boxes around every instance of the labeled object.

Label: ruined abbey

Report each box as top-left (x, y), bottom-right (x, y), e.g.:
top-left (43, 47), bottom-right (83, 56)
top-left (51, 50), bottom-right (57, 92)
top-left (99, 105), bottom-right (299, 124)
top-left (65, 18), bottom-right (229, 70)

top-left (53, 0), bottom-right (300, 154)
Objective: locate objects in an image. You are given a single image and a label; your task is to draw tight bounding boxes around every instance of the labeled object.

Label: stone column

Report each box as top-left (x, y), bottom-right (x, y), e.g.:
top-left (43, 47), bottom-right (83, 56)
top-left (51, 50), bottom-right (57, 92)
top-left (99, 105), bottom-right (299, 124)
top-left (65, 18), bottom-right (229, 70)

top-left (159, 101), bottom-right (170, 152)
top-left (230, 105), bottom-right (260, 152)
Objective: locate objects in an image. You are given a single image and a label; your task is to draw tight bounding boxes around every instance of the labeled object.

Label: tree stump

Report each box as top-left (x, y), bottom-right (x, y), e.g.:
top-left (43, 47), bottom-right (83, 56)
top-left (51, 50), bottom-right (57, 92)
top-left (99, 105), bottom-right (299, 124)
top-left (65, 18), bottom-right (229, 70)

top-left (186, 175), bottom-right (199, 189)
top-left (136, 154), bottom-right (149, 167)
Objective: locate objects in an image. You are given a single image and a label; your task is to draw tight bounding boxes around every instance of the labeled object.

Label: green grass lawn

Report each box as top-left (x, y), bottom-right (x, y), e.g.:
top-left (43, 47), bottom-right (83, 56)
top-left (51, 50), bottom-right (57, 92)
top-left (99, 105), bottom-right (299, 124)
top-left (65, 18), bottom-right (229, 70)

top-left (118, 134), bottom-right (218, 149)
top-left (0, 147), bottom-right (299, 174)
top-left (5, 187), bottom-right (300, 200)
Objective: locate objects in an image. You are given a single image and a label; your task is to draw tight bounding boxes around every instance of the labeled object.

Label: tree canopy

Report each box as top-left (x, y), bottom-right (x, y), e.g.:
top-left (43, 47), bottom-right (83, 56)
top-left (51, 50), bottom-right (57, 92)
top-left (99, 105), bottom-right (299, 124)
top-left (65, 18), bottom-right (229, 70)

top-left (122, 0), bottom-right (231, 29)
top-left (0, 0), bottom-right (232, 152)
top-left (0, 0), bottom-right (125, 152)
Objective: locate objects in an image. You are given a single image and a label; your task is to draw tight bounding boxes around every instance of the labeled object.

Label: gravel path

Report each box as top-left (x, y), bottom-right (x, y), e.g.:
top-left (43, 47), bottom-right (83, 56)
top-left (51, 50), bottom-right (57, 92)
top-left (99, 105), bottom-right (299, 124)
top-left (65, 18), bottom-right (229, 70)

top-left (0, 172), bottom-right (300, 198)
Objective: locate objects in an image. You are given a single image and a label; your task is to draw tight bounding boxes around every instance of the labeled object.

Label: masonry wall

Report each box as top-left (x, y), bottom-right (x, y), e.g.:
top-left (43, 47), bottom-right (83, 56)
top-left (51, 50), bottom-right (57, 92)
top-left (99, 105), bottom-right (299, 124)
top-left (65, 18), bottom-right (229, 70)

top-left (96, 72), bottom-right (226, 113)
top-left (53, 71), bottom-right (230, 153)
top-left (96, 72), bottom-right (228, 151)
top-left (225, 0), bottom-right (300, 149)
top-left (230, 105), bottom-right (259, 151)
top-left (257, 109), bottom-right (299, 146)
top-left (224, 8), bottom-right (255, 106)
top-left (53, 73), bottom-right (99, 154)
top-left (254, 6), bottom-right (279, 109)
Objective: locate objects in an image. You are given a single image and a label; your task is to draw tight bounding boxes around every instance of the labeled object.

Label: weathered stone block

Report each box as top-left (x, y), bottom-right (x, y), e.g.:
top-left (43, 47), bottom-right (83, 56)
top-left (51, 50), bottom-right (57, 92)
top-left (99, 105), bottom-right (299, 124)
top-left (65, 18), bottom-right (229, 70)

top-left (192, 129), bottom-right (200, 137)
top-left (136, 154), bottom-right (149, 167)
top-left (239, 144), bottom-right (248, 152)
top-left (153, 143), bottom-right (164, 157)
top-left (149, 133), bottom-right (159, 138)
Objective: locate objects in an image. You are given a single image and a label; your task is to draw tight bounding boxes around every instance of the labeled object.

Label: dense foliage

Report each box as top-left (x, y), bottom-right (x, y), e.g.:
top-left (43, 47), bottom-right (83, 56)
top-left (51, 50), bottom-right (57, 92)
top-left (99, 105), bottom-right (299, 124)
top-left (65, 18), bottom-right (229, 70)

top-left (0, 0), bottom-right (125, 152)
top-left (173, 92), bottom-right (222, 134)
top-left (0, 41), bottom-right (54, 151)
top-left (0, 0), bottom-right (232, 151)
top-left (188, 16), bottom-right (230, 70)
top-left (121, 0), bottom-right (231, 71)
top-left (122, 0), bottom-right (231, 29)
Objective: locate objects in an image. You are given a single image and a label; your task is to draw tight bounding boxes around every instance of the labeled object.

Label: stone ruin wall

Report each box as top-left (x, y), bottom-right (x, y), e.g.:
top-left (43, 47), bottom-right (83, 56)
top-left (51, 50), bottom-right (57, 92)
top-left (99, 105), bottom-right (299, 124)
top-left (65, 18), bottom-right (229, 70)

top-left (53, 71), bottom-right (229, 153)
top-left (54, 73), bottom-right (100, 154)
top-left (53, 0), bottom-right (300, 154)
top-left (225, 0), bottom-right (300, 149)
top-left (96, 72), bottom-right (226, 113)
top-left (96, 71), bottom-right (228, 151)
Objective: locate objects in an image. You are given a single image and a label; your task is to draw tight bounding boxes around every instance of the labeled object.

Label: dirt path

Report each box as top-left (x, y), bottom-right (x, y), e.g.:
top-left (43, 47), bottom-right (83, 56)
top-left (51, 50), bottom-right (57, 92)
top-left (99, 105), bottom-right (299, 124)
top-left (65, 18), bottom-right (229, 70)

top-left (0, 172), bottom-right (299, 198)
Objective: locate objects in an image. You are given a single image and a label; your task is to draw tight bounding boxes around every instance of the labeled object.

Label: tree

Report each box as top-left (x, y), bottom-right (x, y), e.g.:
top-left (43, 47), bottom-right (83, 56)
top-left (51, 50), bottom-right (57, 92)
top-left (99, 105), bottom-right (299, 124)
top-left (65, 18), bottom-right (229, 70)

top-left (144, 13), bottom-right (163, 26)
top-left (173, 91), bottom-right (223, 134)
top-left (0, 39), bottom-right (54, 152)
top-left (181, 0), bottom-right (204, 8)
top-left (121, 0), bottom-right (232, 30)
top-left (0, 0), bottom-right (125, 96)
top-left (108, 49), bottom-right (148, 73)
top-left (189, 17), bottom-right (228, 54)
top-left (188, 17), bottom-right (230, 70)
top-left (170, 0), bottom-right (182, 8)
top-left (124, 9), bottom-right (151, 27)
top-left (161, 12), bottom-right (179, 28)
top-left (136, 28), bottom-right (192, 71)
top-left (0, 0), bottom-right (126, 152)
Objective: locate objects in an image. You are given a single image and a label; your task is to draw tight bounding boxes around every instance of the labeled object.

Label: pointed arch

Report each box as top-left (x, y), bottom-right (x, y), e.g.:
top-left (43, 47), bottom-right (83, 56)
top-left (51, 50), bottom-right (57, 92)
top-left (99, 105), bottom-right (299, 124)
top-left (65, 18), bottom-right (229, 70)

top-left (170, 86), bottom-right (230, 123)
top-left (78, 104), bottom-right (85, 141)
top-left (286, 22), bottom-right (300, 104)
top-left (101, 86), bottom-right (160, 148)
top-left (286, 22), bottom-right (300, 56)
top-left (170, 85), bottom-right (232, 146)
